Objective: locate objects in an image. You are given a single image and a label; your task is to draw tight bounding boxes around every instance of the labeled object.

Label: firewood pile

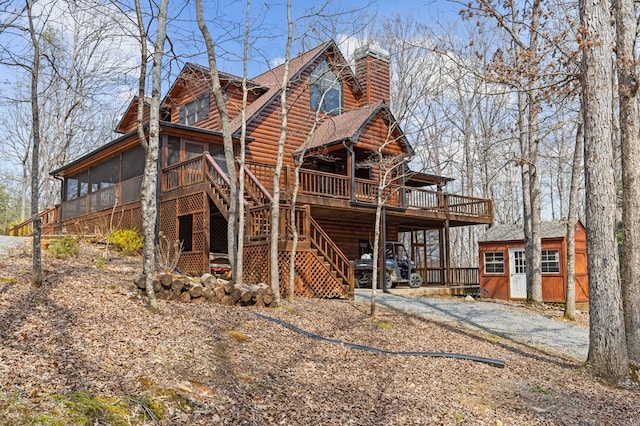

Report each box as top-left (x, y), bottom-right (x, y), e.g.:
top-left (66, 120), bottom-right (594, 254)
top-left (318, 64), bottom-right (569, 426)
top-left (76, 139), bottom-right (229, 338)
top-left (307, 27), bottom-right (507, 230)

top-left (133, 272), bottom-right (275, 307)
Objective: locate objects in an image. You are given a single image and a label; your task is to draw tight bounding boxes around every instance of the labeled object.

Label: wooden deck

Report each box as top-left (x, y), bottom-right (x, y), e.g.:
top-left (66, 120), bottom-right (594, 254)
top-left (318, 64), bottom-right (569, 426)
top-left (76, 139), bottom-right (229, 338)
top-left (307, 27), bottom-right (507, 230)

top-left (7, 153), bottom-right (487, 293)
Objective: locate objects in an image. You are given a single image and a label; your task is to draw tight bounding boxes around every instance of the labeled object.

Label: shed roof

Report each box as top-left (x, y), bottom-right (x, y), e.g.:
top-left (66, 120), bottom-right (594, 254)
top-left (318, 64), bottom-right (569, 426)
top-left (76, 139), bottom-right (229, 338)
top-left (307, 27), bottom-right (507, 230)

top-left (479, 221), bottom-right (570, 242)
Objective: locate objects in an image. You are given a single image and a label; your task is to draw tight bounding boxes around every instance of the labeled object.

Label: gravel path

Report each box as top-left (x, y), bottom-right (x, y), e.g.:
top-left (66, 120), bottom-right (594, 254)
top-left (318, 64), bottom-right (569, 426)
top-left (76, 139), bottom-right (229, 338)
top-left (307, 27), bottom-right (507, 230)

top-left (0, 236), bottom-right (28, 257)
top-left (354, 289), bottom-right (589, 360)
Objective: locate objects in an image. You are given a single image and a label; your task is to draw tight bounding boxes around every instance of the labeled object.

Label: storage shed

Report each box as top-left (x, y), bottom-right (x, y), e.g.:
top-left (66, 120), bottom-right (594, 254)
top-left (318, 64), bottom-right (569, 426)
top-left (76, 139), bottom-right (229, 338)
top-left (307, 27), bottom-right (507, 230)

top-left (478, 221), bottom-right (588, 303)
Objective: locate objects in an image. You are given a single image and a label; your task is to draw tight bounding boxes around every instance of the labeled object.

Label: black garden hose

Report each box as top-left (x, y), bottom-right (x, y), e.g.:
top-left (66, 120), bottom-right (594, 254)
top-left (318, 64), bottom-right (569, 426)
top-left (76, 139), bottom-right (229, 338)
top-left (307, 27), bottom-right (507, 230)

top-left (253, 312), bottom-right (505, 368)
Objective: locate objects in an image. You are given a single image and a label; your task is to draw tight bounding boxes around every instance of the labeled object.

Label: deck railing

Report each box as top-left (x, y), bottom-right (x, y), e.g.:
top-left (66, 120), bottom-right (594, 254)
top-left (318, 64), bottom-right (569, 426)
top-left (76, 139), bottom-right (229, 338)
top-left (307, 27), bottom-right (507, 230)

top-left (7, 206), bottom-right (59, 236)
top-left (424, 267), bottom-right (479, 287)
top-left (242, 160), bottom-right (491, 221)
top-left (161, 156), bottom-right (205, 192)
top-left (247, 203), bottom-right (353, 289)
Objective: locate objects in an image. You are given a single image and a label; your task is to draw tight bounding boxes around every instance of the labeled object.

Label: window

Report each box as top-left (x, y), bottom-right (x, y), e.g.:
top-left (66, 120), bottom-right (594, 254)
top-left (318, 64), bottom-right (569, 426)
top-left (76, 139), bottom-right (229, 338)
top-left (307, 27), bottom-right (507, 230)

top-left (310, 60), bottom-right (342, 115)
top-left (167, 136), bottom-right (181, 166)
top-left (178, 214), bottom-right (193, 252)
top-left (484, 252), bottom-right (505, 274)
top-left (541, 249), bottom-right (560, 273)
top-left (164, 136), bottom-right (207, 167)
top-left (179, 93), bottom-right (209, 125)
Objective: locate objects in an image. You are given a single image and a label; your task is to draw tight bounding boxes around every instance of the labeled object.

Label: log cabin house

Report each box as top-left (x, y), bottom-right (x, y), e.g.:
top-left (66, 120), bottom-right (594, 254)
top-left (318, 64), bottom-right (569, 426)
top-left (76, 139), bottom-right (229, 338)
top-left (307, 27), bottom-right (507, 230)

top-left (10, 40), bottom-right (493, 299)
top-left (478, 221), bottom-right (588, 303)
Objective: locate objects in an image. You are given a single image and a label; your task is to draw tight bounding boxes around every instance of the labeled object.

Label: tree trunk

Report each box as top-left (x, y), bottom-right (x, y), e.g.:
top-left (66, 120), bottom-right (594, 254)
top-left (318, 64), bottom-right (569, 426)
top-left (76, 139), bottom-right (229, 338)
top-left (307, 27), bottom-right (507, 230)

top-left (526, 0), bottom-right (543, 307)
top-left (615, 0), bottom-right (640, 367)
top-left (580, 0), bottom-right (629, 383)
top-left (195, 0), bottom-right (240, 281)
top-left (564, 110), bottom-right (583, 321)
top-left (268, 0), bottom-right (292, 306)
top-left (26, 0), bottom-right (42, 287)
top-left (135, 0), bottom-right (168, 313)
top-left (235, 0), bottom-right (252, 288)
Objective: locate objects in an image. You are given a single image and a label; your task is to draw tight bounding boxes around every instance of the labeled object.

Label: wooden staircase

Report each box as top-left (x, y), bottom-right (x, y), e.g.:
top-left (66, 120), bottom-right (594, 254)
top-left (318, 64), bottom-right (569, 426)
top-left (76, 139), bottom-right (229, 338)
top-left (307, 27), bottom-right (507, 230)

top-left (202, 153), bottom-right (353, 297)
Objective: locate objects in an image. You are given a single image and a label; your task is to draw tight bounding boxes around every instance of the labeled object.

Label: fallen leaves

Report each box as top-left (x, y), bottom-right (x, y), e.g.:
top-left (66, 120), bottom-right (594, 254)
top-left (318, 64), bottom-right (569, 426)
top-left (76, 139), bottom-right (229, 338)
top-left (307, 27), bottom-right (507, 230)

top-left (0, 240), bottom-right (638, 425)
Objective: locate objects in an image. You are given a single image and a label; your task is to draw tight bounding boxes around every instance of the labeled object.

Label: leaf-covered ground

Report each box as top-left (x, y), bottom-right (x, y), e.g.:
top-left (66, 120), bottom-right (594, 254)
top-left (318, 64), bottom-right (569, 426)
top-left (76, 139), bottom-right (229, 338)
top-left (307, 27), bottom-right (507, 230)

top-left (0, 240), bottom-right (638, 425)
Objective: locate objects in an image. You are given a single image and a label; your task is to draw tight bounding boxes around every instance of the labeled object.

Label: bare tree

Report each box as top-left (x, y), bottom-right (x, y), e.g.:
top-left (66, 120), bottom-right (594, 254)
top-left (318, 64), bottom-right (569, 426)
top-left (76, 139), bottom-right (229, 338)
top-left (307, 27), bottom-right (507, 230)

top-left (135, 0), bottom-right (169, 313)
top-left (1, 0), bottom-right (136, 218)
top-left (579, 0), bottom-right (629, 383)
top-left (234, 0), bottom-right (253, 287)
top-left (365, 146), bottom-right (405, 317)
top-left (564, 110), bottom-right (583, 321)
top-left (26, 0), bottom-right (42, 286)
top-left (268, 0), bottom-right (292, 306)
top-left (615, 0), bottom-right (640, 367)
top-left (195, 0), bottom-right (240, 282)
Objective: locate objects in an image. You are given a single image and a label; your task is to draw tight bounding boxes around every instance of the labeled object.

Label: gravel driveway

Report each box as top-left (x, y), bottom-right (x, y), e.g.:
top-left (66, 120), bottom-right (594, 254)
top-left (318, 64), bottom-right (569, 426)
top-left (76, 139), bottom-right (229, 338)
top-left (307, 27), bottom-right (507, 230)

top-left (354, 289), bottom-right (589, 360)
top-left (0, 236), bottom-right (28, 257)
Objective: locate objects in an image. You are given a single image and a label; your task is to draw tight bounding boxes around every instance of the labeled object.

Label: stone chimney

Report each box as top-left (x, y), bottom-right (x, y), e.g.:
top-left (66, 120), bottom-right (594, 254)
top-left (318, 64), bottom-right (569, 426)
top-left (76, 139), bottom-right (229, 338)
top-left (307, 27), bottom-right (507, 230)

top-left (354, 44), bottom-right (391, 105)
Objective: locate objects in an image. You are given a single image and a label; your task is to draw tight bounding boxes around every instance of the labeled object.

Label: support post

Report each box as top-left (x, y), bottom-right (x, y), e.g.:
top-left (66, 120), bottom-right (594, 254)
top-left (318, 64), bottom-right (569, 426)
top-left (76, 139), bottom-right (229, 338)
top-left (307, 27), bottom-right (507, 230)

top-left (444, 219), bottom-right (451, 287)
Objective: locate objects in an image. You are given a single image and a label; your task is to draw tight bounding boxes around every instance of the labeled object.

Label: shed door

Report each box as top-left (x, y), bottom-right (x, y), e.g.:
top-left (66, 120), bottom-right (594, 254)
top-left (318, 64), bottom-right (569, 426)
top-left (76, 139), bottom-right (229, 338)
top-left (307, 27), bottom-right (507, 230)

top-left (509, 248), bottom-right (527, 299)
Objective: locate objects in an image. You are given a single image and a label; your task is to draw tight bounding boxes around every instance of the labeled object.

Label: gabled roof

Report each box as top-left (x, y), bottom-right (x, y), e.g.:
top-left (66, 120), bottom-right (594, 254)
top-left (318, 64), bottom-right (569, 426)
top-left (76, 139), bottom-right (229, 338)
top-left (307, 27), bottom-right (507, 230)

top-left (115, 96), bottom-right (150, 134)
top-left (229, 40), bottom-right (363, 135)
top-left (479, 221), bottom-right (582, 242)
top-left (294, 102), bottom-right (411, 155)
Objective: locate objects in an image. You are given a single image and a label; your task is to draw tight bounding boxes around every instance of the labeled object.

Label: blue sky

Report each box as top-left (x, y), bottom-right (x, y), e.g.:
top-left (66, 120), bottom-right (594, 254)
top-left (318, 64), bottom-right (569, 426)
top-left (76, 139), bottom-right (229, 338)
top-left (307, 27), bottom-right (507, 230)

top-left (167, 0), bottom-right (464, 77)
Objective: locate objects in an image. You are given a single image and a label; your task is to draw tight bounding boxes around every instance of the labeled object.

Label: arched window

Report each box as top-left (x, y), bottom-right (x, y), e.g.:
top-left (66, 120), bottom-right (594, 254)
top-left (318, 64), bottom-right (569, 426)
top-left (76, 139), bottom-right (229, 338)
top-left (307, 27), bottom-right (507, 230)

top-left (310, 60), bottom-right (342, 115)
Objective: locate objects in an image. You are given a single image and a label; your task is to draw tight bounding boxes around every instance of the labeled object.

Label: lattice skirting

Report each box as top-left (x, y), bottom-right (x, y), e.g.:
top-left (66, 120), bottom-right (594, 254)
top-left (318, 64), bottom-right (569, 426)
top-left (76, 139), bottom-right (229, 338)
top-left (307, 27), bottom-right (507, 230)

top-left (243, 243), bottom-right (347, 299)
top-left (161, 192), bottom-right (207, 276)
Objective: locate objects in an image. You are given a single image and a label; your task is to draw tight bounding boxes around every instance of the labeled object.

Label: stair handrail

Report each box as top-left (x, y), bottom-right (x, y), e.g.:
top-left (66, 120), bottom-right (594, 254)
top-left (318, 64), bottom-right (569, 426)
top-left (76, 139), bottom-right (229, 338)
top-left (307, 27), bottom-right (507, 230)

top-left (203, 152), bottom-right (232, 204)
top-left (304, 205), bottom-right (353, 286)
top-left (242, 163), bottom-right (273, 206)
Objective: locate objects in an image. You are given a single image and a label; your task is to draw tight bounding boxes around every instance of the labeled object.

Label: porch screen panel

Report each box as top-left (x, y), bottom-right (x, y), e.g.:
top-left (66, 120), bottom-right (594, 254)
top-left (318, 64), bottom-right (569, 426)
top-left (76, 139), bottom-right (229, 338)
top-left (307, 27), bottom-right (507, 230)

top-left (122, 145), bottom-right (145, 181)
top-left (121, 176), bottom-right (143, 205)
top-left (90, 155), bottom-right (119, 190)
top-left (61, 196), bottom-right (87, 220)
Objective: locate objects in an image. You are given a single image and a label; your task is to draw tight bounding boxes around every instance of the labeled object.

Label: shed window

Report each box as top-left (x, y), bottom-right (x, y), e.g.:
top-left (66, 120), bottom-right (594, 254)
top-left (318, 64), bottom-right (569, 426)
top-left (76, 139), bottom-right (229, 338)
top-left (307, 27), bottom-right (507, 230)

top-left (310, 60), bottom-right (342, 115)
top-left (179, 93), bottom-right (209, 125)
top-left (541, 250), bottom-right (560, 273)
top-left (484, 252), bottom-right (504, 274)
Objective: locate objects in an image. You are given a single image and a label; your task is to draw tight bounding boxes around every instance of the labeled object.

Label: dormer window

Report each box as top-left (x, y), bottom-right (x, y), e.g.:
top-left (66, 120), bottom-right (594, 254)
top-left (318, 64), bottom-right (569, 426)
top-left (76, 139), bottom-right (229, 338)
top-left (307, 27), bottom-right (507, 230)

top-left (179, 93), bottom-right (209, 125)
top-left (310, 60), bottom-right (342, 115)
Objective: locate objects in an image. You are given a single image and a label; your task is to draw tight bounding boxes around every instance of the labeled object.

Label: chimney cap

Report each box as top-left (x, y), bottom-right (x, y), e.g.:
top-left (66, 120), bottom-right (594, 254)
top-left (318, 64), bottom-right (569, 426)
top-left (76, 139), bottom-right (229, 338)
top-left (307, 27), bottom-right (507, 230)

top-left (354, 44), bottom-right (390, 63)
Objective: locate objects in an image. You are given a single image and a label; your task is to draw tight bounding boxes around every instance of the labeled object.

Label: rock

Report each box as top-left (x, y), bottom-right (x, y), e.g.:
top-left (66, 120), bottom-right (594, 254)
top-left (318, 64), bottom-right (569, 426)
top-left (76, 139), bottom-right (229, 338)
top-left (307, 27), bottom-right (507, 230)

top-left (133, 273), bottom-right (146, 289)
top-left (221, 295), bottom-right (234, 306)
top-left (153, 279), bottom-right (162, 292)
top-left (191, 296), bottom-right (205, 305)
top-left (465, 295), bottom-right (475, 302)
top-left (179, 292), bottom-right (191, 303)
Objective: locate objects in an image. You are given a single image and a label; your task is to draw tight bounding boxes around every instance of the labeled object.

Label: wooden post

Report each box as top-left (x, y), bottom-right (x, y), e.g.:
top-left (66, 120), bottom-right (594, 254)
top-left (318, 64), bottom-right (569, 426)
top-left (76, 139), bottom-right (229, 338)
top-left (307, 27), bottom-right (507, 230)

top-left (444, 219), bottom-right (451, 287)
top-left (204, 188), bottom-right (211, 275)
